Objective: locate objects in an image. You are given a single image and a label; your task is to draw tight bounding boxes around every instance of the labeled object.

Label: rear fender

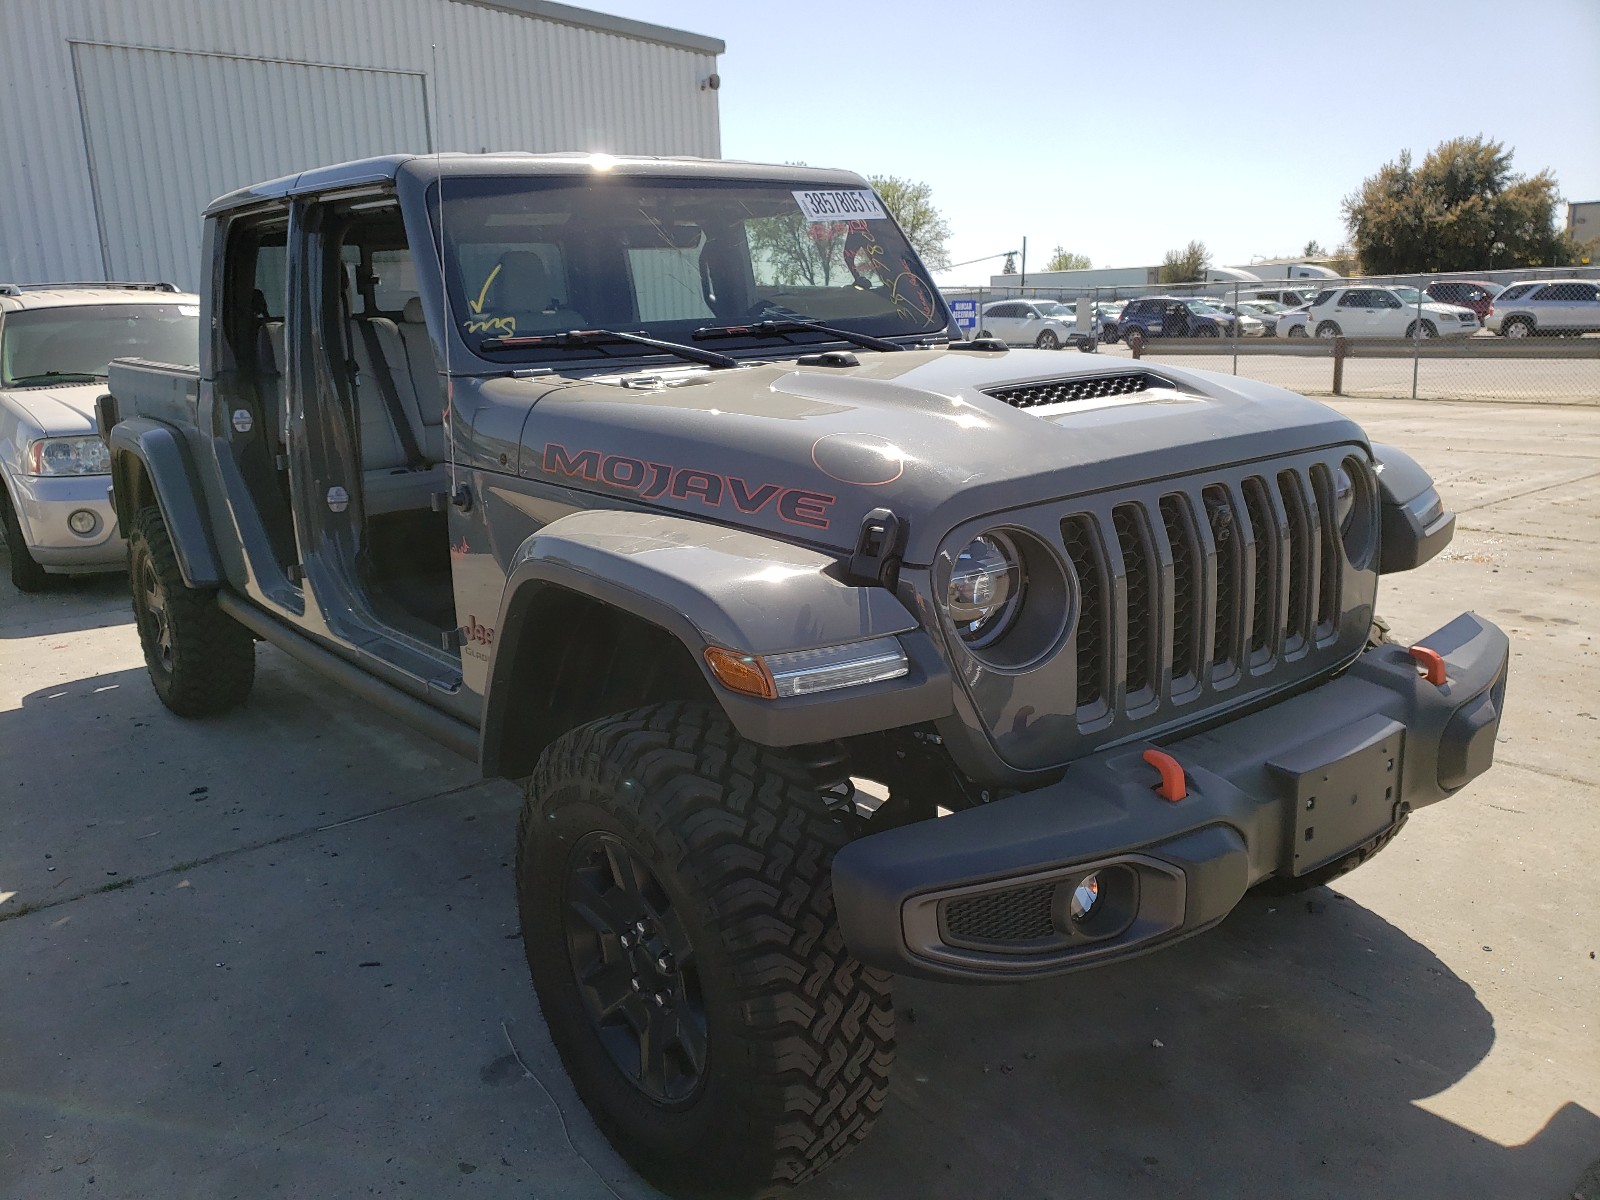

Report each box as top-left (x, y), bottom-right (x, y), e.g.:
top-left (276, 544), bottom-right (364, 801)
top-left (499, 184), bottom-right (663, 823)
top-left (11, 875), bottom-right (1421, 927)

top-left (480, 510), bottom-right (953, 769)
top-left (109, 419), bottom-right (222, 587)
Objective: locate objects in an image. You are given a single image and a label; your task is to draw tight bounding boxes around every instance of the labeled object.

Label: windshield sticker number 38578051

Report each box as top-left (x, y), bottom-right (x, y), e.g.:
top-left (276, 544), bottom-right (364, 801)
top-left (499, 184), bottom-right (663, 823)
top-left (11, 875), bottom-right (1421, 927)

top-left (793, 189), bottom-right (887, 223)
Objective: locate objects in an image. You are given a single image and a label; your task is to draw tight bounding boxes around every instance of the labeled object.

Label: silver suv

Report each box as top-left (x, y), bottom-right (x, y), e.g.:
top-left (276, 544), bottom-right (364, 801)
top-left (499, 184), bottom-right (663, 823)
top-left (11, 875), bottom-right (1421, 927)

top-left (1485, 279), bottom-right (1600, 337)
top-left (0, 282), bottom-right (199, 591)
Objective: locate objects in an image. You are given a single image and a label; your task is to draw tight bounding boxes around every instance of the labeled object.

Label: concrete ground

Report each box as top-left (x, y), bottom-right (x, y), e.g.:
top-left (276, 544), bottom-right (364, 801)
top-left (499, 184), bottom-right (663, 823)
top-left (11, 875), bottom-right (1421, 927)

top-left (3, 396), bottom-right (1597, 1199)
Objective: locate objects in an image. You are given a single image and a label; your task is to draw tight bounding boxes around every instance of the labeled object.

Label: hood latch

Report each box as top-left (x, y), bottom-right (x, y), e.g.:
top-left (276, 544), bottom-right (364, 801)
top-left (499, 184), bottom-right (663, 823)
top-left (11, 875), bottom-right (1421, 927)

top-left (849, 507), bottom-right (907, 591)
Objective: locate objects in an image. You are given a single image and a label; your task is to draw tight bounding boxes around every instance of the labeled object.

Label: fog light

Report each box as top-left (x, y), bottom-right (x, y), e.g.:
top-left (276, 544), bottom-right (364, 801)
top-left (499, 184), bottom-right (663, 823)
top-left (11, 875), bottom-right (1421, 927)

top-left (1070, 873), bottom-right (1100, 923)
top-left (68, 509), bottom-right (97, 535)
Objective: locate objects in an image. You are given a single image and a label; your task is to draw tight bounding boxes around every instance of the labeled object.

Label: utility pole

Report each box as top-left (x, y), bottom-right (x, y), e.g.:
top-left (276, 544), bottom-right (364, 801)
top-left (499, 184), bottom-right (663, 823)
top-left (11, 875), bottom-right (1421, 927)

top-left (1019, 236), bottom-right (1028, 289)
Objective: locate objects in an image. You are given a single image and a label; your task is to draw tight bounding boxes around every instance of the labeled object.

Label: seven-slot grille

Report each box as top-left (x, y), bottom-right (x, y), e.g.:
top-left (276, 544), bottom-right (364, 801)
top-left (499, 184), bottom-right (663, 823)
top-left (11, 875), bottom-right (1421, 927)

top-left (1065, 463), bottom-right (1345, 721)
top-left (984, 372), bottom-right (1164, 409)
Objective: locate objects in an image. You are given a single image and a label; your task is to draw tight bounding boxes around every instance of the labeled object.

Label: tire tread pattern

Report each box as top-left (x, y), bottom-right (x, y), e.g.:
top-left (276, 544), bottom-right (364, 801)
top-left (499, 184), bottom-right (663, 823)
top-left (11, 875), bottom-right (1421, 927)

top-left (129, 506), bottom-right (255, 718)
top-left (517, 702), bottom-right (894, 1197)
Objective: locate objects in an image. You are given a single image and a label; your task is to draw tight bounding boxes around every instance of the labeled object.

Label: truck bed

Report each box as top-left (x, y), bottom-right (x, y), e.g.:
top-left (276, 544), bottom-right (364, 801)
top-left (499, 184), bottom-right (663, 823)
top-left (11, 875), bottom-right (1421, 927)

top-left (109, 358), bottom-right (201, 428)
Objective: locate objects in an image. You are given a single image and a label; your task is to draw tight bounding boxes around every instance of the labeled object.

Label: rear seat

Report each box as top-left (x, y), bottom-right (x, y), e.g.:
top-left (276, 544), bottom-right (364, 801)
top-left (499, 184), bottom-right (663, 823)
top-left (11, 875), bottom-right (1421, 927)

top-left (348, 306), bottom-right (446, 516)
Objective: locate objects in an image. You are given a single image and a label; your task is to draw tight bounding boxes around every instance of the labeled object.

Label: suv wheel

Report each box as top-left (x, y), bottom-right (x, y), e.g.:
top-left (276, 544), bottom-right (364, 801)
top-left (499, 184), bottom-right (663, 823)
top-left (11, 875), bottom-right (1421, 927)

top-left (1502, 316), bottom-right (1534, 339)
top-left (1195, 324), bottom-right (1219, 338)
top-left (1035, 329), bottom-right (1060, 350)
top-left (129, 506), bottom-right (255, 717)
top-left (1405, 320), bottom-right (1437, 339)
top-left (1, 485), bottom-right (52, 593)
top-left (1315, 320), bottom-right (1342, 339)
top-left (1287, 324), bottom-right (1308, 338)
top-left (517, 703), bottom-right (895, 1197)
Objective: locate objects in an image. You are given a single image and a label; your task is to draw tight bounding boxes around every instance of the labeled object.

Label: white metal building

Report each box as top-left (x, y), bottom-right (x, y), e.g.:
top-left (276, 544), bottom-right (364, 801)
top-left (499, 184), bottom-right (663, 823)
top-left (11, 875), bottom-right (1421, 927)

top-left (0, 0), bottom-right (723, 288)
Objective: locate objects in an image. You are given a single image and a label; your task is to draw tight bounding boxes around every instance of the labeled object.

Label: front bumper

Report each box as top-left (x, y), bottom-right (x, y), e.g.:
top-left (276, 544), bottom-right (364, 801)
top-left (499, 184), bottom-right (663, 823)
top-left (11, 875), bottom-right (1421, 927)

top-left (5, 473), bottom-right (124, 571)
top-left (834, 612), bottom-right (1509, 982)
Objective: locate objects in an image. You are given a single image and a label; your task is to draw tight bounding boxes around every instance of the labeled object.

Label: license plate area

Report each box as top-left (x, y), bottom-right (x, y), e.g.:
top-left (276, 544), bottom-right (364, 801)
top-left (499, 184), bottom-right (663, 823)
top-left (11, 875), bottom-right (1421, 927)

top-left (1268, 715), bottom-right (1406, 876)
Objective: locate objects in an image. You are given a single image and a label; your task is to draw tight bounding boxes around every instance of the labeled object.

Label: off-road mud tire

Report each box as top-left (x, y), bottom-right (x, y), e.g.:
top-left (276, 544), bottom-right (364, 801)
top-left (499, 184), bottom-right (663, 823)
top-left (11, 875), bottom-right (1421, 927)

top-left (516, 703), bottom-right (895, 1198)
top-left (128, 506), bottom-right (255, 717)
top-left (1, 485), bottom-right (52, 593)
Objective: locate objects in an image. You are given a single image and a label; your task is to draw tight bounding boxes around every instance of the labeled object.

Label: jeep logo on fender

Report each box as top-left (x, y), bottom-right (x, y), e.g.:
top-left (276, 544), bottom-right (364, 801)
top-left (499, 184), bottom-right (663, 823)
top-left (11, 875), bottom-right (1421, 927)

top-left (540, 443), bottom-right (836, 530)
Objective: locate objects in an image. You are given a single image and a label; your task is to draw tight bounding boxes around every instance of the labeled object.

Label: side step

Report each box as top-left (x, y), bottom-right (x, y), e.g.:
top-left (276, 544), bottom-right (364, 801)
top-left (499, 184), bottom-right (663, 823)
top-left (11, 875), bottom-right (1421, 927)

top-left (216, 592), bottom-right (480, 762)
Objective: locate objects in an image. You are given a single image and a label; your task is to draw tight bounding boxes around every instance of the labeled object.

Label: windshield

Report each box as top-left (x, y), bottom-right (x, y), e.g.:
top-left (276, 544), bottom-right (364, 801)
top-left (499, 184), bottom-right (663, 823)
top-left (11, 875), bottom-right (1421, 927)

top-left (1, 303), bottom-right (199, 387)
top-left (1040, 302), bottom-right (1074, 316)
top-left (431, 176), bottom-right (945, 363)
top-left (1245, 300), bottom-right (1286, 313)
top-left (1184, 300), bottom-right (1220, 314)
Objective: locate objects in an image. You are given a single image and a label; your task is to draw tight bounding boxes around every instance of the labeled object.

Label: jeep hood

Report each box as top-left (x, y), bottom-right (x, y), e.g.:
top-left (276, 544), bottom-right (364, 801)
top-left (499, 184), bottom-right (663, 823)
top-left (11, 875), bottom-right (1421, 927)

top-left (496, 348), bottom-right (1367, 564)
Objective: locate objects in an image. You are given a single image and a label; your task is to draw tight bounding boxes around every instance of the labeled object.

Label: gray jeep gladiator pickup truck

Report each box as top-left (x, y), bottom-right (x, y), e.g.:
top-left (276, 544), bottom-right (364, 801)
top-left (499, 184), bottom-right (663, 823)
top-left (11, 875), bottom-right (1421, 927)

top-left (103, 153), bottom-right (1508, 1198)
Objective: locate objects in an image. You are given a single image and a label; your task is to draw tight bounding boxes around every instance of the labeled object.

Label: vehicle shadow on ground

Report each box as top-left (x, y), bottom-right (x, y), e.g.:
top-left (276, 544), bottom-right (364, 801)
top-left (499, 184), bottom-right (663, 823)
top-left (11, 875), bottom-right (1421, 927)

top-left (807, 891), bottom-right (1600, 1200)
top-left (0, 548), bottom-right (131, 639)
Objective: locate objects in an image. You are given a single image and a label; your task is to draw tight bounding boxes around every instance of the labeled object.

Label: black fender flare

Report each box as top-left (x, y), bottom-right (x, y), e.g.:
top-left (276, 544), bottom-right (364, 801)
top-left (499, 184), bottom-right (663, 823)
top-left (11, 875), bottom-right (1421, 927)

top-left (478, 509), bottom-right (953, 773)
top-left (109, 419), bottom-right (222, 587)
top-left (1369, 442), bottom-right (1455, 574)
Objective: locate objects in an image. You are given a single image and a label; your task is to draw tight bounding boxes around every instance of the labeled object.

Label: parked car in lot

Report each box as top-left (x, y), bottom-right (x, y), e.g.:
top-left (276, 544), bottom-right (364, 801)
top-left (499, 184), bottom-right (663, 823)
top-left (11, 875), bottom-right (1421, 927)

top-left (0, 282), bottom-right (199, 591)
top-left (1089, 300), bottom-right (1126, 343)
top-left (1199, 301), bottom-right (1268, 336)
top-left (1246, 287), bottom-right (1320, 308)
top-left (1117, 296), bottom-right (1237, 340)
top-left (1426, 279), bottom-right (1500, 322)
top-left (978, 299), bottom-right (1095, 351)
top-left (1484, 278), bottom-right (1600, 337)
top-left (1306, 286), bottom-right (1477, 339)
top-left (1275, 305), bottom-right (1313, 338)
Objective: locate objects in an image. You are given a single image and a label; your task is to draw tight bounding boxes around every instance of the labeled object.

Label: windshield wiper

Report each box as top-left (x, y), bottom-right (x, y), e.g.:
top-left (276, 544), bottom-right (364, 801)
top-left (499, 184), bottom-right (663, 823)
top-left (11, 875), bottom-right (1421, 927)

top-left (693, 319), bottom-right (906, 353)
top-left (6, 371), bottom-right (107, 386)
top-left (477, 328), bottom-right (738, 370)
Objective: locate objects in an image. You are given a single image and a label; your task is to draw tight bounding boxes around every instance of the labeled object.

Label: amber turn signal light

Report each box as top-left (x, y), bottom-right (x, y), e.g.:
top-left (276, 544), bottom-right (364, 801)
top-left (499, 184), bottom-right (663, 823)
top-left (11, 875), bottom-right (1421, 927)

top-left (703, 647), bottom-right (777, 700)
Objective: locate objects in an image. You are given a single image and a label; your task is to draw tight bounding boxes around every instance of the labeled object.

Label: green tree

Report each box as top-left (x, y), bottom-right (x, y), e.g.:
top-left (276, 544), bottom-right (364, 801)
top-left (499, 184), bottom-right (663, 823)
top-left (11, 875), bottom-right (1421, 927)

top-left (868, 175), bottom-right (952, 270)
top-left (1342, 136), bottom-right (1579, 273)
top-left (745, 212), bottom-right (849, 286)
top-left (1045, 246), bottom-right (1092, 271)
top-left (1158, 240), bottom-right (1210, 284)
top-left (1302, 239), bottom-right (1326, 258)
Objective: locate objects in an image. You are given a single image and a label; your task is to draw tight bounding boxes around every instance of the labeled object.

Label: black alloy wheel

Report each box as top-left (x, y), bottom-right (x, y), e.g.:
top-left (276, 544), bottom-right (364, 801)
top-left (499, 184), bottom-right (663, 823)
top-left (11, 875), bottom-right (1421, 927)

top-left (562, 830), bottom-right (708, 1105)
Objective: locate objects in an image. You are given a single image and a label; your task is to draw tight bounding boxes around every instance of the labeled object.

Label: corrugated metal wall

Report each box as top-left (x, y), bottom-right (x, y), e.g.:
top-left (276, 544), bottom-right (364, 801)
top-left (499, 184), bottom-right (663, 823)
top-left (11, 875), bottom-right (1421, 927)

top-left (0, 0), bottom-right (722, 288)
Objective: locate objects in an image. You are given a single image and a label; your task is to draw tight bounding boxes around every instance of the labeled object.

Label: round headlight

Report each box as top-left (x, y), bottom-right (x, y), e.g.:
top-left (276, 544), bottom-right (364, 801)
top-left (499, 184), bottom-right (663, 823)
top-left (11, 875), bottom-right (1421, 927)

top-left (1333, 464), bottom-right (1356, 533)
top-left (948, 532), bottom-right (1025, 648)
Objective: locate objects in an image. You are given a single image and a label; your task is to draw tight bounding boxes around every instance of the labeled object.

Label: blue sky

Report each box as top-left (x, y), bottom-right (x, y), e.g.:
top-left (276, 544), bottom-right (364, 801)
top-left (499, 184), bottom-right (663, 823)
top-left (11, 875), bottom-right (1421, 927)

top-left (596, 0), bottom-right (1600, 282)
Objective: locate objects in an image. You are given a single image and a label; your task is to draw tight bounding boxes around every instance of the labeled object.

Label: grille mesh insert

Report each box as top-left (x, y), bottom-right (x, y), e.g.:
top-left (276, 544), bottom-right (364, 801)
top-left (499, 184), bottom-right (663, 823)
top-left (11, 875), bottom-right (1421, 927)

top-left (1114, 504), bottom-right (1154, 696)
top-left (1242, 479), bottom-right (1275, 656)
top-left (944, 883), bottom-right (1057, 944)
top-left (1160, 495), bottom-right (1200, 684)
top-left (1203, 485), bottom-right (1241, 672)
top-left (1062, 515), bottom-right (1105, 708)
top-left (985, 373), bottom-right (1156, 409)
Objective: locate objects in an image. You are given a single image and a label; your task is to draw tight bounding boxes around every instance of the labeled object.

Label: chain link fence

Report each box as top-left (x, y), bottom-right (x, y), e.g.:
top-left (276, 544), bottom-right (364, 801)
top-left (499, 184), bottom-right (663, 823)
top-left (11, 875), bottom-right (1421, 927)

top-left (942, 266), bottom-right (1600, 403)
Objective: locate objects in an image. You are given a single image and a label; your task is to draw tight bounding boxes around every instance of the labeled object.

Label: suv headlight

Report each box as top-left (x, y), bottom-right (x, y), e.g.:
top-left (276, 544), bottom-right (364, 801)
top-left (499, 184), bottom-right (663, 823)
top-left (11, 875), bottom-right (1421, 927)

top-left (949, 532), bottom-right (1026, 647)
top-left (27, 436), bottom-right (111, 476)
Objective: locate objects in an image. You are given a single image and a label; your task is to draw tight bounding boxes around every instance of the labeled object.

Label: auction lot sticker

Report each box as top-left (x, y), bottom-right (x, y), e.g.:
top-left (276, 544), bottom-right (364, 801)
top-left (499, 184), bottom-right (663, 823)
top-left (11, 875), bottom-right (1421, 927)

top-left (793, 189), bottom-right (887, 222)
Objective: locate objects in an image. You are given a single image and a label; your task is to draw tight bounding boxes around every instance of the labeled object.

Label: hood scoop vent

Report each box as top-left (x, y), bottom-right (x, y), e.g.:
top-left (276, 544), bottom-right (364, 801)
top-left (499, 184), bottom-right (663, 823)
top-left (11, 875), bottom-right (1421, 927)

top-left (984, 371), bottom-right (1171, 410)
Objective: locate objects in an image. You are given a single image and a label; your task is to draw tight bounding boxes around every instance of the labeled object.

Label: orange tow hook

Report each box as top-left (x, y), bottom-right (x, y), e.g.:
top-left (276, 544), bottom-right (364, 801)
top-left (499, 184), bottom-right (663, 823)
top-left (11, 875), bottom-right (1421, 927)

top-left (1408, 645), bottom-right (1447, 687)
top-left (1142, 749), bottom-right (1187, 803)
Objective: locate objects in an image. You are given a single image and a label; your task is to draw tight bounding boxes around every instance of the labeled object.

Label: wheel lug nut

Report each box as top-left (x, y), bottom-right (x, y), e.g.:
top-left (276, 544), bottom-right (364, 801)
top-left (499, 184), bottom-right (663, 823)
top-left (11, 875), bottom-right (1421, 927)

top-left (618, 933), bottom-right (632, 949)
top-left (633, 920), bottom-right (648, 937)
top-left (630, 977), bottom-right (642, 992)
top-left (653, 992), bottom-right (668, 1008)
top-left (656, 954), bottom-right (673, 973)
